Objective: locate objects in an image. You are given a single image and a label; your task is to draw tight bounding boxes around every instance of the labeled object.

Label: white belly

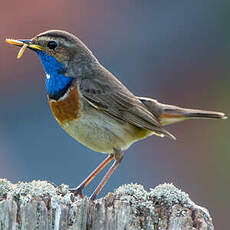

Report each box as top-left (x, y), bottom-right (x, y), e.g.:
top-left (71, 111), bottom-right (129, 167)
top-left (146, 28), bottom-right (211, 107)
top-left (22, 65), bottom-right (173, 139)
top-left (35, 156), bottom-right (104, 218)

top-left (61, 108), bottom-right (152, 153)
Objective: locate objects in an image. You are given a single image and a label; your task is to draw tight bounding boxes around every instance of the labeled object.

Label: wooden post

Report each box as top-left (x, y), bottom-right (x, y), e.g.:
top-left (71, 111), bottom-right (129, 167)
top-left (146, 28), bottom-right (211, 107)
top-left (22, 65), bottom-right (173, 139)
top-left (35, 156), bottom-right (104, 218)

top-left (0, 179), bottom-right (214, 230)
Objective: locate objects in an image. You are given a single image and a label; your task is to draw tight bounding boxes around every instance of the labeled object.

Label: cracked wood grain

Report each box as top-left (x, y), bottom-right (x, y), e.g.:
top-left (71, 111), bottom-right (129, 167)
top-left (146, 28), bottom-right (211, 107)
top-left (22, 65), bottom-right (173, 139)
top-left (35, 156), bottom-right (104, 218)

top-left (0, 179), bottom-right (214, 230)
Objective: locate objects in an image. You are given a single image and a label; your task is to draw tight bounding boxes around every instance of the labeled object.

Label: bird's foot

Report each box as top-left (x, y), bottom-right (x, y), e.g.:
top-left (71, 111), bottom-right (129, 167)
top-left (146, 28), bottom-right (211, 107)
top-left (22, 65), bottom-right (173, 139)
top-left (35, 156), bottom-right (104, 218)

top-left (69, 186), bottom-right (84, 201)
top-left (89, 192), bottom-right (97, 201)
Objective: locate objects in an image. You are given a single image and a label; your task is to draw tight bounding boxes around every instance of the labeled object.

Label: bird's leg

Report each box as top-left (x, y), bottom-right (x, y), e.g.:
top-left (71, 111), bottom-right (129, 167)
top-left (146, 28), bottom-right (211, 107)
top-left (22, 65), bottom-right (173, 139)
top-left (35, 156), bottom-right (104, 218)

top-left (90, 149), bottom-right (124, 201)
top-left (69, 154), bottom-right (114, 198)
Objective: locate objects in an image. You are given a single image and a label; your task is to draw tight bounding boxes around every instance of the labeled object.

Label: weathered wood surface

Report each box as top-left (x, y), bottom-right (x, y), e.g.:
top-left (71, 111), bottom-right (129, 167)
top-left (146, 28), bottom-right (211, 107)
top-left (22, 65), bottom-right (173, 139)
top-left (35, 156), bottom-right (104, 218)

top-left (0, 179), bottom-right (214, 230)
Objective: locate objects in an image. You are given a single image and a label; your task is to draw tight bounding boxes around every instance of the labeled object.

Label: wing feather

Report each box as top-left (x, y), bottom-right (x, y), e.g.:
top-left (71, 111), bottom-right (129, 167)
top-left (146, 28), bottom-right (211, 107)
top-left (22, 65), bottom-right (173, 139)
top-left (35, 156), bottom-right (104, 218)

top-left (79, 71), bottom-right (175, 139)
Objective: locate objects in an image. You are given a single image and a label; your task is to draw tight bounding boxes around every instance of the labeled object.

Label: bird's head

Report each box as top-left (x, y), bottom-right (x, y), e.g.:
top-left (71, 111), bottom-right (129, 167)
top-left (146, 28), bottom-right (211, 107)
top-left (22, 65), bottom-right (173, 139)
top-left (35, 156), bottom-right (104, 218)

top-left (6, 30), bottom-right (99, 99)
top-left (6, 30), bottom-right (98, 77)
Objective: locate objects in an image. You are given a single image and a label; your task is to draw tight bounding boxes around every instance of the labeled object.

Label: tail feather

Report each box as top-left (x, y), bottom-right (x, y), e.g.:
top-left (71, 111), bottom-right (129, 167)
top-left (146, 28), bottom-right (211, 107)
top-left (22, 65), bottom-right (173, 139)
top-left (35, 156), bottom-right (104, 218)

top-left (162, 107), bottom-right (227, 120)
top-left (138, 97), bottom-right (227, 126)
top-left (161, 106), bottom-right (227, 125)
top-left (180, 109), bottom-right (227, 120)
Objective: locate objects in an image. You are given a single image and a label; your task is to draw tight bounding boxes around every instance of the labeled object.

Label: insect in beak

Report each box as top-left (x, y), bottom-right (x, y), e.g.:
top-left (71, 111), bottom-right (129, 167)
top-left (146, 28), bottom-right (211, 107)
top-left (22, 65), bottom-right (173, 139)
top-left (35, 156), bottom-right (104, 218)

top-left (6, 38), bottom-right (44, 59)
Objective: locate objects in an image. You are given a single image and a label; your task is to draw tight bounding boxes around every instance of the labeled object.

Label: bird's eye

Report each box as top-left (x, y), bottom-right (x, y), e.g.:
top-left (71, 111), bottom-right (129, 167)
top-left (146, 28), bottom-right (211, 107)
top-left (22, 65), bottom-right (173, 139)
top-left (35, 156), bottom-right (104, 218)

top-left (47, 41), bottom-right (57, 50)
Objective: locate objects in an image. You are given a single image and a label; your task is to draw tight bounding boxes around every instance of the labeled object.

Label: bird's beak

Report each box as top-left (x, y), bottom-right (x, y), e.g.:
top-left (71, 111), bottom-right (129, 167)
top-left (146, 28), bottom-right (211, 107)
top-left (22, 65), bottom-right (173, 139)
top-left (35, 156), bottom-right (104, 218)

top-left (5, 38), bottom-right (44, 59)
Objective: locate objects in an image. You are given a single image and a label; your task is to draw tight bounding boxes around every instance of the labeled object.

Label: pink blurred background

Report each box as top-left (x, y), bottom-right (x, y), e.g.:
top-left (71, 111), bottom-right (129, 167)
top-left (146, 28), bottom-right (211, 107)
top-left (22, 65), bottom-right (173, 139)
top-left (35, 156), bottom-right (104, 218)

top-left (0, 1), bottom-right (229, 229)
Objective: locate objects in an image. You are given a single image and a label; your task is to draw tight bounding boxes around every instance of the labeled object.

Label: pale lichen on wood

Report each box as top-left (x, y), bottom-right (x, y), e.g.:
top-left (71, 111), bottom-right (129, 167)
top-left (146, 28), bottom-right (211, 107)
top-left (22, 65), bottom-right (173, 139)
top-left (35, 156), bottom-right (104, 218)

top-left (0, 179), bottom-right (214, 230)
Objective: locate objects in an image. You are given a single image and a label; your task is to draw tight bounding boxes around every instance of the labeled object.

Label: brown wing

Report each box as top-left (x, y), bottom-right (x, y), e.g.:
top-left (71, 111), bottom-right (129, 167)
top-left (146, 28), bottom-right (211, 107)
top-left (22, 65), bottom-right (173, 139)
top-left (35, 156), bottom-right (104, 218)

top-left (79, 70), bottom-right (175, 139)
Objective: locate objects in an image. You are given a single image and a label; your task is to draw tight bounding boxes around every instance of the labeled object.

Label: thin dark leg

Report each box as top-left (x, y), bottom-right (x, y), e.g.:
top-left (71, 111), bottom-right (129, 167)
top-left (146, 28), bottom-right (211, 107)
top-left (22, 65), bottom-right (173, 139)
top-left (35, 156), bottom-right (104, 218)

top-left (69, 154), bottom-right (114, 198)
top-left (90, 150), bottom-right (124, 200)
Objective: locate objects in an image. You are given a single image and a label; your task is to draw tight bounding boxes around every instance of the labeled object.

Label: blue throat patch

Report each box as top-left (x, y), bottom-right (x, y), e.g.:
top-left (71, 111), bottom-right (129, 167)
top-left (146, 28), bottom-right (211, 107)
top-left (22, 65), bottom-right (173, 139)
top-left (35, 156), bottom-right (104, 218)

top-left (35, 50), bottom-right (74, 100)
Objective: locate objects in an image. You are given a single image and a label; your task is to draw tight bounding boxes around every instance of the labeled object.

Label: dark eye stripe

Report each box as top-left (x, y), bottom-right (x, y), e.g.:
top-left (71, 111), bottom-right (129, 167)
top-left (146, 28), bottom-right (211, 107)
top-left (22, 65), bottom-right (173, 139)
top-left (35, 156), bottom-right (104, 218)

top-left (47, 41), bottom-right (57, 49)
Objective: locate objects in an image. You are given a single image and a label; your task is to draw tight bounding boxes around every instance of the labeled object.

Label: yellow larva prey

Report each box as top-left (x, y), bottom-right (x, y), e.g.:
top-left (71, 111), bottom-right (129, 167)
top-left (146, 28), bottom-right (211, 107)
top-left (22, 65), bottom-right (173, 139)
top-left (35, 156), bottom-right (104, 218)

top-left (17, 44), bottom-right (28, 59)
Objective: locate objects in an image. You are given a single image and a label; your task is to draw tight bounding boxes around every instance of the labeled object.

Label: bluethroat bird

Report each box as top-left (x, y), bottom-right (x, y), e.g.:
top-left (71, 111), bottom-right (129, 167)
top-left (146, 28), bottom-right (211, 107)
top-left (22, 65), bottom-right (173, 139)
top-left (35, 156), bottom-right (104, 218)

top-left (6, 30), bottom-right (227, 200)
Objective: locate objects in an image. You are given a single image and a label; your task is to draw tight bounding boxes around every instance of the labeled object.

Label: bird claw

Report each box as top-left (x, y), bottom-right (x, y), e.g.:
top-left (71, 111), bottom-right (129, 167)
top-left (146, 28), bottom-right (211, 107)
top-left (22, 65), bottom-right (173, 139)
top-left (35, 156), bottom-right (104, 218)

top-left (89, 193), bottom-right (97, 201)
top-left (69, 186), bottom-right (84, 200)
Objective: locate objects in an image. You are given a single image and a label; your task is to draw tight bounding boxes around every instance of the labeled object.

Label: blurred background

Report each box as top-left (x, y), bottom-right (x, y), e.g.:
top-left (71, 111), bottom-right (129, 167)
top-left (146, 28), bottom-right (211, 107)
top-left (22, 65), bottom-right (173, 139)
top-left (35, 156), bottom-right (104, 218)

top-left (0, 1), bottom-right (229, 229)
